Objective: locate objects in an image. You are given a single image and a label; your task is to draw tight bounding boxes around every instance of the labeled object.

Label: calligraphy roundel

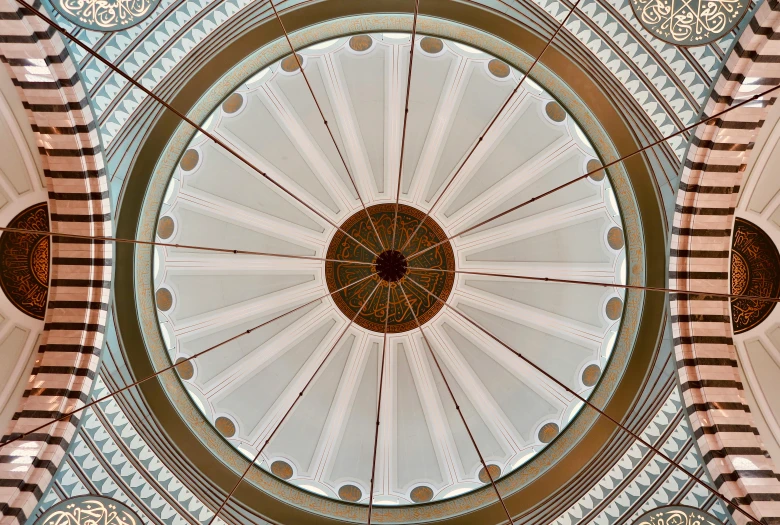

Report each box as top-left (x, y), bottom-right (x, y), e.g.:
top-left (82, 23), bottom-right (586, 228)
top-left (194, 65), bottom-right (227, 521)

top-left (730, 217), bottom-right (780, 334)
top-left (51, 0), bottom-right (162, 31)
top-left (325, 204), bottom-right (455, 334)
top-left (0, 203), bottom-right (50, 320)
top-left (629, 0), bottom-right (748, 46)
top-left (35, 496), bottom-right (143, 525)
top-left (633, 505), bottom-right (723, 525)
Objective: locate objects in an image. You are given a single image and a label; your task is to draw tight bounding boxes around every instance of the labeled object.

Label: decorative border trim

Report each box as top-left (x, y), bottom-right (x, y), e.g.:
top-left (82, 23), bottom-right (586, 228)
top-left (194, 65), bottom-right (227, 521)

top-left (0, 1), bottom-right (112, 523)
top-left (671, 0), bottom-right (780, 522)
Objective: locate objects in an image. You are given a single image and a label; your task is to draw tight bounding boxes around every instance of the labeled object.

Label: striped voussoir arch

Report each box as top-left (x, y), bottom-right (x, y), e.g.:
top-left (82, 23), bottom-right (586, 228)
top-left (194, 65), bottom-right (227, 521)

top-left (0, 0), bottom-right (112, 524)
top-left (672, 1), bottom-right (780, 524)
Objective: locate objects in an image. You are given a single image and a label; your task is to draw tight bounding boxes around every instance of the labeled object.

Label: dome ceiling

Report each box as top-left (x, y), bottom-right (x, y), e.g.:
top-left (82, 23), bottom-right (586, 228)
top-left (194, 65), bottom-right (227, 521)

top-left (149, 33), bottom-right (630, 506)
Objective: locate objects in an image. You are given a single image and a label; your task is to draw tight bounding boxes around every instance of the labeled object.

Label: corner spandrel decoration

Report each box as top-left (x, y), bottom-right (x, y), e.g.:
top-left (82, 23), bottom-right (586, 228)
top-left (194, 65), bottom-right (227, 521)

top-left (51, 0), bottom-right (160, 31)
top-left (0, 202), bottom-right (50, 320)
top-left (730, 217), bottom-right (780, 334)
top-left (629, 0), bottom-right (748, 45)
top-left (36, 497), bottom-right (142, 525)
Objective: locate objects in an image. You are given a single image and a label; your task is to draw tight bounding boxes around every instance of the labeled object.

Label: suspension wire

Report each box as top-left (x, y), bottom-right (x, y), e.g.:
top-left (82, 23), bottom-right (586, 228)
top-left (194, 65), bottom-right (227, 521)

top-left (11, 0), bottom-right (771, 521)
top-left (402, 275), bottom-right (762, 525)
top-left (0, 274), bottom-right (375, 450)
top-left (367, 285), bottom-right (392, 524)
top-left (390, 0), bottom-right (421, 250)
top-left (404, 80), bottom-right (780, 263)
top-left (398, 284), bottom-right (514, 524)
top-left (206, 279), bottom-right (382, 525)
top-left (399, 0), bottom-right (584, 253)
top-left (406, 267), bottom-right (780, 303)
top-left (266, 0), bottom-right (386, 252)
top-left (12, 0), bottom-right (380, 260)
top-left (0, 225), bottom-right (374, 266)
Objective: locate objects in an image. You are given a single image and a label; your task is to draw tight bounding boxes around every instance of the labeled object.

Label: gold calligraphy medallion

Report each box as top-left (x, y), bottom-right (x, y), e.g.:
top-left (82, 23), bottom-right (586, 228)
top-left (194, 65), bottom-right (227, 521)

top-left (325, 204), bottom-right (454, 334)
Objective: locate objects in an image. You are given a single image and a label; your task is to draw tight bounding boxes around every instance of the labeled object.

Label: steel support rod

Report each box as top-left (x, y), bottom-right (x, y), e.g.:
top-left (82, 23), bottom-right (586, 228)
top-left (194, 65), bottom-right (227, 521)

top-left (404, 275), bottom-right (761, 525)
top-left (366, 285), bottom-right (392, 524)
top-left (406, 267), bottom-right (780, 303)
top-left (13, 0), bottom-right (379, 259)
top-left (267, 0), bottom-right (386, 252)
top-left (405, 80), bottom-right (780, 263)
top-left (398, 284), bottom-right (514, 524)
top-left (391, 0), bottom-right (421, 250)
top-left (0, 274), bottom-right (375, 449)
top-left (206, 279), bottom-right (381, 525)
top-left (0, 225), bottom-right (373, 266)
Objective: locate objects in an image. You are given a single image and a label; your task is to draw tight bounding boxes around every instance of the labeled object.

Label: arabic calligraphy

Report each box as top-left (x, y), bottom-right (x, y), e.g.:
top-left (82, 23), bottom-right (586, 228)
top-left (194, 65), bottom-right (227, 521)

top-left (53, 0), bottom-right (158, 30)
top-left (630, 0), bottom-right (747, 45)
top-left (37, 497), bottom-right (142, 525)
top-left (730, 218), bottom-right (780, 334)
top-left (325, 204), bottom-right (454, 333)
top-left (633, 505), bottom-right (723, 525)
top-left (0, 203), bottom-right (49, 320)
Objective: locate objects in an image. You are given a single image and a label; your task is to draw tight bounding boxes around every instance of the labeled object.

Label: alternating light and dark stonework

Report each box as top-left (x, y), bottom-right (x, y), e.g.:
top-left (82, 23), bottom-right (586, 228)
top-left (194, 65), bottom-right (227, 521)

top-left (670, 1), bottom-right (780, 522)
top-left (0, 1), bottom-right (112, 523)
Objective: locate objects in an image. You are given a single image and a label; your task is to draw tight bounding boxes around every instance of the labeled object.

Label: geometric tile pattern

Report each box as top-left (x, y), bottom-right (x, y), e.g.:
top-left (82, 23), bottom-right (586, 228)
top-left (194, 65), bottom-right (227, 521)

top-left (34, 374), bottom-right (236, 525)
top-left (551, 388), bottom-right (733, 525)
top-left (47, 0), bottom-right (748, 189)
top-left (31, 365), bottom-right (733, 525)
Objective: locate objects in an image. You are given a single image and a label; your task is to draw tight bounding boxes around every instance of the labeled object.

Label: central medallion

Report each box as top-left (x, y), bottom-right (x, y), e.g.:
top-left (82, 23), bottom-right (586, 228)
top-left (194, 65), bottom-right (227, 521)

top-left (325, 204), bottom-right (455, 334)
top-left (375, 250), bottom-right (408, 282)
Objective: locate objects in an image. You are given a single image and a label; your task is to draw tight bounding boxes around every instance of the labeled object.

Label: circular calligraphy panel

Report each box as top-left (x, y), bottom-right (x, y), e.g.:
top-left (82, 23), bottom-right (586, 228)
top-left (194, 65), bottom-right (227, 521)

top-left (36, 496), bottom-right (143, 525)
top-left (730, 217), bottom-right (780, 334)
top-left (629, 0), bottom-right (748, 45)
top-left (325, 204), bottom-right (455, 334)
top-left (633, 505), bottom-right (723, 525)
top-left (0, 202), bottom-right (50, 320)
top-left (51, 0), bottom-right (162, 31)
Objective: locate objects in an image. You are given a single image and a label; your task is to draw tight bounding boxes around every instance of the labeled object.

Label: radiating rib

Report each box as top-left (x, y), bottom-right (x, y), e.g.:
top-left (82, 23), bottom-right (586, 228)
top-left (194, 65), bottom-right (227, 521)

top-left (173, 194), bottom-right (325, 254)
top-left (367, 285), bottom-right (392, 524)
top-left (399, 0), bottom-right (587, 254)
top-left (405, 78), bottom-right (780, 262)
top-left (439, 138), bottom-right (580, 231)
top-left (249, 280), bottom-right (382, 456)
top-left (0, 274), bottom-right (375, 450)
top-left (406, 267), bottom-right (780, 303)
top-left (18, 0), bottom-right (780, 267)
top-left (267, 0), bottom-right (385, 252)
top-left (391, 0), bottom-right (421, 250)
top-left (0, 225), bottom-right (372, 266)
top-left (398, 284), bottom-right (515, 524)
top-left (12, 0), bottom-right (379, 259)
top-left (424, 318), bottom-right (565, 448)
top-left (402, 275), bottom-right (761, 524)
top-left (447, 204), bottom-right (609, 259)
top-left (202, 302), bottom-right (333, 399)
top-left (205, 278), bottom-right (382, 525)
